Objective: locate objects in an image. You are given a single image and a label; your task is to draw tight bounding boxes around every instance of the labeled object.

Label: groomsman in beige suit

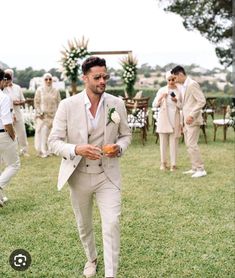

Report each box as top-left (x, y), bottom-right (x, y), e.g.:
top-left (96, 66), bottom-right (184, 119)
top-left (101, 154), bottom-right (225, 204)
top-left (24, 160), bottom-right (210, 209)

top-left (171, 66), bottom-right (207, 178)
top-left (48, 57), bottom-right (131, 278)
top-left (0, 69), bottom-right (20, 207)
top-left (4, 69), bottom-right (29, 156)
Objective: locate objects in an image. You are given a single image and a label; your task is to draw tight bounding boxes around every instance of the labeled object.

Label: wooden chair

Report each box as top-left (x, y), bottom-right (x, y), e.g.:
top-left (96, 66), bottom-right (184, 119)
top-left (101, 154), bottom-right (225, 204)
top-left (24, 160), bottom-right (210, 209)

top-left (124, 97), bottom-right (150, 145)
top-left (213, 105), bottom-right (231, 141)
top-left (151, 107), bottom-right (159, 143)
top-left (204, 97), bottom-right (217, 122)
top-left (200, 109), bottom-right (207, 143)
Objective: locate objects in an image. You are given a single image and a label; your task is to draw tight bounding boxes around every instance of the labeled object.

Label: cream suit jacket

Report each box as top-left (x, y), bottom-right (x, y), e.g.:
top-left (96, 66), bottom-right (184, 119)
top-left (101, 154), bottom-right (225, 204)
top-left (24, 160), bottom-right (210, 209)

top-left (182, 78), bottom-right (206, 126)
top-left (48, 90), bottom-right (132, 191)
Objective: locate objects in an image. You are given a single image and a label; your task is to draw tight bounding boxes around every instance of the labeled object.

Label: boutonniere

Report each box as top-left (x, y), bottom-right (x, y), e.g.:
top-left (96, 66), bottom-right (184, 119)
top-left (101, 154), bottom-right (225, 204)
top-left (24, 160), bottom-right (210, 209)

top-left (106, 107), bottom-right (121, 126)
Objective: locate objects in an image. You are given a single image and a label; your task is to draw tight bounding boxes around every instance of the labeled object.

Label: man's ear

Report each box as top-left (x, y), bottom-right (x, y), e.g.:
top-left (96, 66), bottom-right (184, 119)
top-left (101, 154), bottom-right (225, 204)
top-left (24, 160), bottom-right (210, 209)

top-left (82, 75), bottom-right (87, 82)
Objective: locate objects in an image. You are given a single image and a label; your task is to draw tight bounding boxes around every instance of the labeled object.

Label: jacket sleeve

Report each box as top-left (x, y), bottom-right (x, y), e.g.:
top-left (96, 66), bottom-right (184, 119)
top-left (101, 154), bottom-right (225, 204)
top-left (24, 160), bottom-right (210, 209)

top-left (48, 100), bottom-right (76, 158)
top-left (116, 99), bottom-right (132, 154)
top-left (189, 82), bottom-right (206, 119)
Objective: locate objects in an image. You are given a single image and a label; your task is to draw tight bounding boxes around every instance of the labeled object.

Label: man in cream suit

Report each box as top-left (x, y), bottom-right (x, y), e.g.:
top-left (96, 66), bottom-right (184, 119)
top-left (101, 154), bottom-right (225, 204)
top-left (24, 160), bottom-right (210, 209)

top-left (171, 66), bottom-right (206, 178)
top-left (48, 57), bottom-right (131, 278)
top-left (0, 69), bottom-right (20, 207)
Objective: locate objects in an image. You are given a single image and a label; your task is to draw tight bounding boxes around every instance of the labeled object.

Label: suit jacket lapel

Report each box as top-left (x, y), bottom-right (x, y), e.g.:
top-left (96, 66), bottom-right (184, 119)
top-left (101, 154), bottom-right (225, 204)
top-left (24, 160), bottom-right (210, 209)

top-left (104, 96), bottom-right (113, 144)
top-left (75, 91), bottom-right (88, 144)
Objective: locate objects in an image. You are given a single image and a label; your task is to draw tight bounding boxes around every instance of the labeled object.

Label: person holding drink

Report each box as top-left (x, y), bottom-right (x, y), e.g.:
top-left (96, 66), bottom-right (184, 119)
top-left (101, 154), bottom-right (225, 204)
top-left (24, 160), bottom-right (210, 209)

top-left (48, 56), bottom-right (131, 278)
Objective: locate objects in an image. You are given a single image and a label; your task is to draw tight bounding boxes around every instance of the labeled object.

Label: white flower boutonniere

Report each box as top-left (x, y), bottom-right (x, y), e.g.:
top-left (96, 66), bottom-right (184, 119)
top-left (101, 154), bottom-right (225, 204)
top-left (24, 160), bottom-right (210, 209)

top-left (107, 107), bottom-right (120, 126)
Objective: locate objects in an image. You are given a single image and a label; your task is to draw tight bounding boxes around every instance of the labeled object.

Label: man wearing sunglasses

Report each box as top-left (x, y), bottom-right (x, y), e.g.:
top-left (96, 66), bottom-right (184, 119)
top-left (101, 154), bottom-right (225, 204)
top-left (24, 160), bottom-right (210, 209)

top-left (171, 65), bottom-right (206, 178)
top-left (0, 69), bottom-right (20, 207)
top-left (48, 57), bottom-right (131, 278)
top-left (4, 69), bottom-right (29, 157)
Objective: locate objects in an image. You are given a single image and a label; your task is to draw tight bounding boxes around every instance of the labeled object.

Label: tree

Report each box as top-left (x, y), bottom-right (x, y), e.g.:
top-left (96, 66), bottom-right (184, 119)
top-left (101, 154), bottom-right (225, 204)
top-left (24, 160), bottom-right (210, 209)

top-left (158, 0), bottom-right (232, 67)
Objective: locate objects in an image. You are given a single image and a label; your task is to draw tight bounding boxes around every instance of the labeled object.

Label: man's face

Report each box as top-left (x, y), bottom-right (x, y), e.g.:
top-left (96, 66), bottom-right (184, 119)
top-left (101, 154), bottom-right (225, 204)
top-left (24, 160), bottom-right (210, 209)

top-left (83, 66), bottom-right (109, 95)
top-left (173, 72), bottom-right (185, 84)
top-left (0, 79), bottom-right (7, 90)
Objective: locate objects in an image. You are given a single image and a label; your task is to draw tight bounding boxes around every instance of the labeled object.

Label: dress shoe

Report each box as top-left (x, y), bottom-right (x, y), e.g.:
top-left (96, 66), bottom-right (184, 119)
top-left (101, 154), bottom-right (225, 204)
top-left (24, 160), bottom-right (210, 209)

top-left (183, 169), bottom-right (196, 175)
top-left (170, 165), bottom-right (177, 171)
top-left (160, 163), bottom-right (170, 170)
top-left (83, 260), bottom-right (97, 277)
top-left (191, 170), bottom-right (207, 178)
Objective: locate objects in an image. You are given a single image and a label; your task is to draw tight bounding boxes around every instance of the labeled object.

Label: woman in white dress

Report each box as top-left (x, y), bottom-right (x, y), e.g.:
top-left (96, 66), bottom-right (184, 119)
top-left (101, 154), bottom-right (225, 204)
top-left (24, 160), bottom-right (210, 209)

top-left (34, 73), bottom-right (61, 158)
top-left (152, 71), bottom-right (182, 171)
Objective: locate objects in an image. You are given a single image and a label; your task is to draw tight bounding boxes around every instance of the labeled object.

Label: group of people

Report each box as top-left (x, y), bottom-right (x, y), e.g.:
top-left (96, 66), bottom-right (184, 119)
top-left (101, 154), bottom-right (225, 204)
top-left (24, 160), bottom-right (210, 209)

top-left (152, 65), bottom-right (207, 178)
top-left (0, 57), bottom-right (207, 278)
top-left (0, 70), bottom-right (61, 207)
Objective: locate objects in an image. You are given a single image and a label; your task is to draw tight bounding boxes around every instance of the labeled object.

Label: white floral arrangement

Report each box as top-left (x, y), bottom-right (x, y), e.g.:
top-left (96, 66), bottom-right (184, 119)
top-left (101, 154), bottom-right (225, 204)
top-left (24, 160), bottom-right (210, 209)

top-left (59, 36), bottom-right (90, 82)
top-left (21, 104), bottom-right (36, 136)
top-left (120, 53), bottom-right (138, 98)
top-left (107, 107), bottom-right (120, 126)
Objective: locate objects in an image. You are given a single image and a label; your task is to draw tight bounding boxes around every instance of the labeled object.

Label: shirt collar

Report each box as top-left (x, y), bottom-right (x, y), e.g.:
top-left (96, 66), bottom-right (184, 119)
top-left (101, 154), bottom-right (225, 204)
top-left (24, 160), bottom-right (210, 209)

top-left (183, 77), bottom-right (190, 88)
top-left (84, 92), bottom-right (106, 108)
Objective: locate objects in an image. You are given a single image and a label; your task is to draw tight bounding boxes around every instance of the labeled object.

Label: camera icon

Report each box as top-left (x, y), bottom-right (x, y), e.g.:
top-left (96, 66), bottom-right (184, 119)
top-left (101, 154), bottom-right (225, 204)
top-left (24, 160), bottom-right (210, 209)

top-left (13, 254), bottom-right (27, 267)
top-left (9, 249), bottom-right (31, 271)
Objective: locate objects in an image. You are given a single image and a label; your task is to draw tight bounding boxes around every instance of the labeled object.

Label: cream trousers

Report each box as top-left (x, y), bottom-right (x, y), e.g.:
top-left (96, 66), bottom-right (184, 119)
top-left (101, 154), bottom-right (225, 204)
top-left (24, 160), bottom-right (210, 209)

top-left (69, 170), bottom-right (121, 278)
top-left (184, 125), bottom-right (204, 171)
top-left (0, 133), bottom-right (20, 189)
top-left (14, 119), bottom-right (28, 153)
top-left (34, 120), bottom-right (51, 156)
top-left (159, 133), bottom-right (179, 166)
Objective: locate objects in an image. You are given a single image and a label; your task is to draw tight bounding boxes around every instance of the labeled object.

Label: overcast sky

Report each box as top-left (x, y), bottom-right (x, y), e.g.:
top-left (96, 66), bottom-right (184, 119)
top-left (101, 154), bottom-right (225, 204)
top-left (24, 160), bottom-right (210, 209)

top-left (1, 0), bottom-right (222, 70)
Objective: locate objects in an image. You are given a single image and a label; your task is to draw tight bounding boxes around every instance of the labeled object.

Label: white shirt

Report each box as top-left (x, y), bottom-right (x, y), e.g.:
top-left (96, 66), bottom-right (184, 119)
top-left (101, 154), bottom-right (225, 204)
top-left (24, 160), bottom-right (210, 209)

top-left (180, 77), bottom-right (190, 100)
top-left (84, 92), bottom-right (106, 130)
top-left (4, 83), bottom-right (25, 120)
top-left (70, 91), bottom-right (106, 156)
top-left (0, 90), bottom-right (13, 129)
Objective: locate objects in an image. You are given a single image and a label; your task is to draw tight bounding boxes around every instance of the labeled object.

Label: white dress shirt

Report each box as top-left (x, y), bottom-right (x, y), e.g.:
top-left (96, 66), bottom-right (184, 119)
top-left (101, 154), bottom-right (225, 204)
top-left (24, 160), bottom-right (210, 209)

top-left (0, 90), bottom-right (13, 129)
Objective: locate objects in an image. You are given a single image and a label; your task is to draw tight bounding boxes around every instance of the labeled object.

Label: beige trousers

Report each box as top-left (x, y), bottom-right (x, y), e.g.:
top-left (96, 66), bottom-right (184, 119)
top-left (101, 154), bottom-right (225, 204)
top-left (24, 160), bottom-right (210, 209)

top-left (69, 170), bottom-right (121, 278)
top-left (14, 119), bottom-right (28, 153)
top-left (184, 125), bottom-right (204, 171)
top-left (159, 133), bottom-right (179, 166)
top-left (0, 133), bottom-right (20, 189)
top-left (34, 119), bottom-right (51, 156)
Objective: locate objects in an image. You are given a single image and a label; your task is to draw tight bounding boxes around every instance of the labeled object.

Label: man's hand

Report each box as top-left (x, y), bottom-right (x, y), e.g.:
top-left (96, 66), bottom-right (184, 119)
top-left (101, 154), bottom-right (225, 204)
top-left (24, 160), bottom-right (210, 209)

top-left (75, 144), bottom-right (102, 160)
top-left (13, 100), bottom-right (21, 105)
top-left (186, 116), bottom-right (194, 125)
top-left (4, 124), bottom-right (15, 141)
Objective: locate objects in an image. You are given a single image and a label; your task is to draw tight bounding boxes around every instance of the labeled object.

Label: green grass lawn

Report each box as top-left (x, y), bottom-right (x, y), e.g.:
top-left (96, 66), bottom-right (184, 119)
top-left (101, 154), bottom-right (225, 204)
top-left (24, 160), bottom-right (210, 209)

top-left (0, 117), bottom-right (234, 278)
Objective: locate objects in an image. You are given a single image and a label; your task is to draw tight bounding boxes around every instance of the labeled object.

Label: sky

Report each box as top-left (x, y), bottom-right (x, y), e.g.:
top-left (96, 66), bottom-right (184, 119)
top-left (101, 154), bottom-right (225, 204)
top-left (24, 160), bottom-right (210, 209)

top-left (1, 0), bottom-right (223, 71)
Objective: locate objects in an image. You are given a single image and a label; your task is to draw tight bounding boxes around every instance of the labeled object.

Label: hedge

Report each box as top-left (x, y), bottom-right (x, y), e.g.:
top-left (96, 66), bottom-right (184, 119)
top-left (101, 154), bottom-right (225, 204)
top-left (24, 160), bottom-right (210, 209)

top-left (23, 88), bottom-right (233, 110)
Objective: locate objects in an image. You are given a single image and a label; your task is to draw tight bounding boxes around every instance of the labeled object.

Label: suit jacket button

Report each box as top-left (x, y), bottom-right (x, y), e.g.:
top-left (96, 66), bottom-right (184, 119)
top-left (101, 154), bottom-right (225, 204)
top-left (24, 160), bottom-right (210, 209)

top-left (86, 165), bottom-right (89, 167)
top-left (99, 163), bottom-right (102, 166)
top-left (73, 165), bottom-right (76, 168)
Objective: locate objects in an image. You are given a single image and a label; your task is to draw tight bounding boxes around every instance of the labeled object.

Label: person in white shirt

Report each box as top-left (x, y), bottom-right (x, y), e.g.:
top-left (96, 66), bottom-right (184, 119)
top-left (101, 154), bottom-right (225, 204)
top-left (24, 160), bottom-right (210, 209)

top-left (4, 69), bottom-right (29, 157)
top-left (0, 69), bottom-right (20, 207)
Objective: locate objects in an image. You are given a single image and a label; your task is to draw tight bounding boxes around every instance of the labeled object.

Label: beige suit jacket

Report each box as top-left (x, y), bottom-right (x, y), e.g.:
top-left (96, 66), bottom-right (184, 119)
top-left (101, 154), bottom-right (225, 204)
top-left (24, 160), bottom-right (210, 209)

top-left (48, 90), bottom-right (132, 191)
top-left (182, 78), bottom-right (206, 126)
top-left (153, 86), bottom-right (182, 137)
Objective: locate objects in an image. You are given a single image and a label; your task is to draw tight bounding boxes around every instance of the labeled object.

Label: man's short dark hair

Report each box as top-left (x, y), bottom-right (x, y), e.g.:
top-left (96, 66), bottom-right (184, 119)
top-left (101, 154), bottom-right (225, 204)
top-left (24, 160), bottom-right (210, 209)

top-left (4, 72), bottom-right (12, 81)
top-left (0, 68), bottom-right (4, 81)
top-left (82, 56), bottom-right (106, 75)
top-left (171, 65), bottom-right (186, 76)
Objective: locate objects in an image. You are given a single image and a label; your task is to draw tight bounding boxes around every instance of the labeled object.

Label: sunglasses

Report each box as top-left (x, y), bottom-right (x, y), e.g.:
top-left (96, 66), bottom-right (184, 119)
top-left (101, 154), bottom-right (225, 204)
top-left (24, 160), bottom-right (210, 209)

top-left (45, 78), bottom-right (52, 81)
top-left (93, 74), bottom-right (110, 81)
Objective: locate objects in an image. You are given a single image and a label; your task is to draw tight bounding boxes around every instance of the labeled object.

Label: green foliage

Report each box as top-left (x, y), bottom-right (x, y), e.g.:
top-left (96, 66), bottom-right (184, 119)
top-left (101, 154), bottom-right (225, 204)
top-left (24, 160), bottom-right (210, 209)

top-left (159, 0), bottom-right (232, 67)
